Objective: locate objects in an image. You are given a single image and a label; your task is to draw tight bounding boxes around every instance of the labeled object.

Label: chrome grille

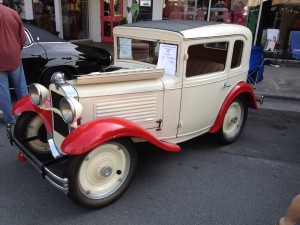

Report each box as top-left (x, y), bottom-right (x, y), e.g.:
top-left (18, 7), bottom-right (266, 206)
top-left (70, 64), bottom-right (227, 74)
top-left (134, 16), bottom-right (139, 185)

top-left (95, 95), bottom-right (157, 123)
top-left (51, 91), bottom-right (70, 137)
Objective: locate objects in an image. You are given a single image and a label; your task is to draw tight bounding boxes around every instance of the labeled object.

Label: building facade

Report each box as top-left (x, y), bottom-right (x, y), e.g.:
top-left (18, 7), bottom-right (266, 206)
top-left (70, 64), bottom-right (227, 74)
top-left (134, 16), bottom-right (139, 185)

top-left (5, 0), bottom-right (300, 47)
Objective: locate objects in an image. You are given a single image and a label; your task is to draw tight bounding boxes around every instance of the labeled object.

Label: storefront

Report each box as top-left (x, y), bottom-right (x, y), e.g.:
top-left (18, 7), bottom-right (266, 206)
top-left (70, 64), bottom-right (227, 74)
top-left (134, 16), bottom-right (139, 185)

top-left (5, 0), bottom-right (90, 40)
top-left (4, 0), bottom-right (300, 46)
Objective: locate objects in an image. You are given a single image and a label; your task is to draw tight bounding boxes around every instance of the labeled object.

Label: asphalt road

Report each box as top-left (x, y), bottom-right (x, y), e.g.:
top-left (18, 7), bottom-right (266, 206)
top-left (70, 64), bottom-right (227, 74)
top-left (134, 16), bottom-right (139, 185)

top-left (0, 106), bottom-right (300, 225)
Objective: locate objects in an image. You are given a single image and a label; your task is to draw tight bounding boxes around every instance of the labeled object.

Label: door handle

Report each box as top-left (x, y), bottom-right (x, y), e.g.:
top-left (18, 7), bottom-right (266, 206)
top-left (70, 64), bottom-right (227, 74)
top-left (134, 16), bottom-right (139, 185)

top-left (224, 82), bottom-right (231, 88)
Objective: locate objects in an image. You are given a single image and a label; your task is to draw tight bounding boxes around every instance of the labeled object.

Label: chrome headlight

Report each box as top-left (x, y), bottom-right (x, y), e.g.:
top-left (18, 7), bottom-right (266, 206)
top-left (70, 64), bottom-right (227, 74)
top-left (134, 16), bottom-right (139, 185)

top-left (50, 72), bottom-right (66, 85)
top-left (60, 97), bottom-right (83, 124)
top-left (29, 83), bottom-right (49, 106)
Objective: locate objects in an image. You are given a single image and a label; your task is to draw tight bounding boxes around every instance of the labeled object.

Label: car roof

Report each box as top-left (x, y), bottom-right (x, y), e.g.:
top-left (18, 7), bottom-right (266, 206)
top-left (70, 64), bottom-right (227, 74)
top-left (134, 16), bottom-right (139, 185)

top-left (120, 20), bottom-right (252, 40)
top-left (123, 20), bottom-right (220, 32)
top-left (23, 22), bottom-right (65, 42)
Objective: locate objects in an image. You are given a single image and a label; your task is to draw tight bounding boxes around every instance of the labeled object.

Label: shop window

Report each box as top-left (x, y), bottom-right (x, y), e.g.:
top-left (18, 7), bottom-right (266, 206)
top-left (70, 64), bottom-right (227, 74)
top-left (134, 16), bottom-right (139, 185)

top-left (164, 0), bottom-right (210, 21)
top-left (4, 0), bottom-right (26, 18)
top-left (62, 0), bottom-right (89, 40)
top-left (137, 0), bottom-right (153, 21)
top-left (33, 0), bottom-right (56, 34)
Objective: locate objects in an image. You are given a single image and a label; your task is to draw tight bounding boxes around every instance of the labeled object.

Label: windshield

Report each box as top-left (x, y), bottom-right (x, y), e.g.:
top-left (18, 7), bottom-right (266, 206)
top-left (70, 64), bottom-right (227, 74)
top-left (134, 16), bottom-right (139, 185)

top-left (117, 37), bottom-right (178, 76)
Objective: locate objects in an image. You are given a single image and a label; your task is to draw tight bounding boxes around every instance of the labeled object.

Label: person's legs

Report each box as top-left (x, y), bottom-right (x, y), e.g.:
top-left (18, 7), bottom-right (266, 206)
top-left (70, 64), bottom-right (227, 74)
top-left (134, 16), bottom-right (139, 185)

top-left (0, 71), bottom-right (15, 123)
top-left (277, 194), bottom-right (300, 225)
top-left (8, 63), bottom-right (28, 99)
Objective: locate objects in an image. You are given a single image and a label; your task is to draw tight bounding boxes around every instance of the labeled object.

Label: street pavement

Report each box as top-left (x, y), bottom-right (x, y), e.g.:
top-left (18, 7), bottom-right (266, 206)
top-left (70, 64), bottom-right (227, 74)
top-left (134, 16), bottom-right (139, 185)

top-left (0, 105), bottom-right (300, 225)
top-left (0, 44), bottom-right (299, 224)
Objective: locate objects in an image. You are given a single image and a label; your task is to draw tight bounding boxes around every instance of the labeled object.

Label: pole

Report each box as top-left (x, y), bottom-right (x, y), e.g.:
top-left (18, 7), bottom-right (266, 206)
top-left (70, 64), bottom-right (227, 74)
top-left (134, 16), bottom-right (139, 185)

top-left (193, 0), bottom-right (198, 20)
top-left (253, 0), bottom-right (264, 45)
top-left (207, 0), bottom-right (212, 21)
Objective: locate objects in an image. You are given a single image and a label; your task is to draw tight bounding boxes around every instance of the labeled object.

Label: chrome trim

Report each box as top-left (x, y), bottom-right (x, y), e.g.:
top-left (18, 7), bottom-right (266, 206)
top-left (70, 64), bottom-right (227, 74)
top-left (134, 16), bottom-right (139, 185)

top-left (60, 97), bottom-right (76, 123)
top-left (44, 168), bottom-right (69, 194)
top-left (6, 125), bottom-right (69, 194)
top-left (48, 138), bottom-right (65, 158)
top-left (50, 83), bottom-right (79, 101)
top-left (23, 28), bottom-right (34, 48)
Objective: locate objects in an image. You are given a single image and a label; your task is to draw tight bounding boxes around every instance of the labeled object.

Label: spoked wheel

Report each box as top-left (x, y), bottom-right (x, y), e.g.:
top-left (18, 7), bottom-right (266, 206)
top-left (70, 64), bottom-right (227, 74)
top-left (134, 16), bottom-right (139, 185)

top-left (66, 138), bottom-right (137, 208)
top-left (217, 97), bottom-right (248, 144)
top-left (14, 112), bottom-right (52, 160)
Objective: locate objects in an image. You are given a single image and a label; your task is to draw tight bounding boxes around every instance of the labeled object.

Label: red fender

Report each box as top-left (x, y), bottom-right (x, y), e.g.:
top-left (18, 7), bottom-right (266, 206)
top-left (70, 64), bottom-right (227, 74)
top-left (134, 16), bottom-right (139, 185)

top-left (209, 82), bottom-right (257, 134)
top-left (12, 95), bottom-right (52, 132)
top-left (61, 117), bottom-right (181, 155)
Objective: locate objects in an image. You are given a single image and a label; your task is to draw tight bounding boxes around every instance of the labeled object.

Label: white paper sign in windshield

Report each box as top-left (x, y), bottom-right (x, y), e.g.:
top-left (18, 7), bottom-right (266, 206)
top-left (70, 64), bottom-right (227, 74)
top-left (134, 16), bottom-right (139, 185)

top-left (156, 43), bottom-right (177, 76)
top-left (119, 38), bottom-right (132, 59)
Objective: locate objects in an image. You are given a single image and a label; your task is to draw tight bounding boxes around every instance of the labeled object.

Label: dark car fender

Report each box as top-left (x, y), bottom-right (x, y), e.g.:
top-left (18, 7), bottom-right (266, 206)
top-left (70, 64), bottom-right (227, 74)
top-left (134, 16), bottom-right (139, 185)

top-left (61, 117), bottom-right (181, 155)
top-left (41, 63), bottom-right (80, 79)
top-left (209, 82), bottom-right (257, 134)
top-left (12, 95), bottom-right (52, 132)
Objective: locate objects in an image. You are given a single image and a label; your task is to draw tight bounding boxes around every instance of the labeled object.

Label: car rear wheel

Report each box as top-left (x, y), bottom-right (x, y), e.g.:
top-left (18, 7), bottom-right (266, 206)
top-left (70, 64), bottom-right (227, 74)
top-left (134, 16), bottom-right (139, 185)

top-left (217, 97), bottom-right (248, 144)
top-left (14, 112), bottom-right (52, 160)
top-left (41, 67), bottom-right (73, 87)
top-left (66, 138), bottom-right (137, 208)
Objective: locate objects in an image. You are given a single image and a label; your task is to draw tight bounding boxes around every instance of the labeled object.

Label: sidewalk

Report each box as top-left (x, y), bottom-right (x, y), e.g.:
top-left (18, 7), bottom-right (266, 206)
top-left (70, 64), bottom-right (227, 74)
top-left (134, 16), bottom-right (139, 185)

top-left (254, 60), bottom-right (300, 101)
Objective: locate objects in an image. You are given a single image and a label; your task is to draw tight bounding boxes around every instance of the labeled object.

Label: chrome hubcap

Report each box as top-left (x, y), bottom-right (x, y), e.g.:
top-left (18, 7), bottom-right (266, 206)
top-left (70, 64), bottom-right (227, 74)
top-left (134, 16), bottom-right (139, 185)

top-left (101, 166), bottom-right (113, 177)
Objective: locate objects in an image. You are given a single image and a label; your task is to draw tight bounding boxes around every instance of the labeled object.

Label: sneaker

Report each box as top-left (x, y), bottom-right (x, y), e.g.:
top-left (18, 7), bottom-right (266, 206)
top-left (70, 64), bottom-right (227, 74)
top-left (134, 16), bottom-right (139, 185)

top-left (0, 117), bottom-right (15, 124)
top-left (0, 118), bottom-right (5, 124)
top-left (0, 116), bottom-right (18, 124)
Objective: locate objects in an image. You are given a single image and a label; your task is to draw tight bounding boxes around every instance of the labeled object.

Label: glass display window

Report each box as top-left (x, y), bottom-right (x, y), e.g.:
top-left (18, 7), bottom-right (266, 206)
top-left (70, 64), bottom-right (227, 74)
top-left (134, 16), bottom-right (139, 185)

top-left (61, 0), bottom-right (89, 40)
top-left (33, 0), bottom-right (56, 34)
top-left (5, 0), bottom-right (26, 19)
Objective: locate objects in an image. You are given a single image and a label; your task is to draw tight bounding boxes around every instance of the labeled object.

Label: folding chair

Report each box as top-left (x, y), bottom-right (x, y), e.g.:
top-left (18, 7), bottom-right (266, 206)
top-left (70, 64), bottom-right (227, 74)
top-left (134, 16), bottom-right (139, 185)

top-left (290, 31), bottom-right (300, 60)
top-left (247, 45), bottom-right (265, 89)
top-left (282, 31), bottom-right (300, 62)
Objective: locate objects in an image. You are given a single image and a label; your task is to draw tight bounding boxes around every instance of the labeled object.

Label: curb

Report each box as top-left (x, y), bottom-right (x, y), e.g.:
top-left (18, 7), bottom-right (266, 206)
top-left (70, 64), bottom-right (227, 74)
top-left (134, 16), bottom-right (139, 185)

top-left (254, 91), bottom-right (300, 102)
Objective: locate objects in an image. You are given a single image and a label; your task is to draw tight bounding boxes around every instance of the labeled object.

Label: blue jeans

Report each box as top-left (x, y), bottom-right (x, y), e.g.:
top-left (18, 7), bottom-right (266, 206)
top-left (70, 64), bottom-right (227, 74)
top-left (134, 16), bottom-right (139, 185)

top-left (0, 63), bottom-right (28, 123)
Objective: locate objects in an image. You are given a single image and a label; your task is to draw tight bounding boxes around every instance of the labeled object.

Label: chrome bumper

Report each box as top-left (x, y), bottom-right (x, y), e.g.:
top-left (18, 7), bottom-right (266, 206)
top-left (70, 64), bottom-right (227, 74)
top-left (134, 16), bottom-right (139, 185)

top-left (6, 124), bottom-right (69, 194)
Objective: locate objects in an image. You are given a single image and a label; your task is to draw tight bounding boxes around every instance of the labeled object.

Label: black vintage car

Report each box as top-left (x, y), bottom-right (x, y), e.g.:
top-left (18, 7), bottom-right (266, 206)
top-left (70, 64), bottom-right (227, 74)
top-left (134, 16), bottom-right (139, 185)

top-left (22, 23), bottom-right (112, 86)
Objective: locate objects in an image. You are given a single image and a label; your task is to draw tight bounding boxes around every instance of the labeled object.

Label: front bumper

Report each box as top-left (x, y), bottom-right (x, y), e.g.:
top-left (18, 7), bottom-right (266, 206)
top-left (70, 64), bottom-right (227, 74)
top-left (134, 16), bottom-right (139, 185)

top-left (7, 124), bottom-right (69, 194)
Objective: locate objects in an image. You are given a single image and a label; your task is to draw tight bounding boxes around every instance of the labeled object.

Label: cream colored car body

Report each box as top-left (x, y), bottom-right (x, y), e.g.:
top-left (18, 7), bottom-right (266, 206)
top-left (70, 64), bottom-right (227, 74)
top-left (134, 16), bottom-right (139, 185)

top-left (64, 21), bottom-right (252, 146)
top-left (9, 20), bottom-right (255, 208)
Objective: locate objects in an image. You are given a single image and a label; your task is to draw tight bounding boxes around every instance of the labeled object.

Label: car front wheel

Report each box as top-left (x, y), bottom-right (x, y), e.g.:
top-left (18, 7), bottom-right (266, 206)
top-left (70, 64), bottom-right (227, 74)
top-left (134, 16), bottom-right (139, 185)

top-left (14, 112), bottom-right (52, 160)
top-left (66, 138), bottom-right (137, 208)
top-left (217, 97), bottom-right (248, 144)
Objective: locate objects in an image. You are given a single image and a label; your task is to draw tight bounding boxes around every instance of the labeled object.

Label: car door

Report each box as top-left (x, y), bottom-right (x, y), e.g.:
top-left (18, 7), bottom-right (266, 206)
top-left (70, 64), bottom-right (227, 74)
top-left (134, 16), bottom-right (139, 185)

top-left (22, 29), bottom-right (47, 85)
top-left (177, 39), bottom-right (232, 139)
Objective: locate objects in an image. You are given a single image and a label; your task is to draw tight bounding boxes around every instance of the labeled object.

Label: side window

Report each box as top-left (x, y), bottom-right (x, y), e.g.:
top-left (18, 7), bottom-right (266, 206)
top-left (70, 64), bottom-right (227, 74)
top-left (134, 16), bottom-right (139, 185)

top-left (231, 40), bottom-right (243, 69)
top-left (186, 42), bottom-right (227, 78)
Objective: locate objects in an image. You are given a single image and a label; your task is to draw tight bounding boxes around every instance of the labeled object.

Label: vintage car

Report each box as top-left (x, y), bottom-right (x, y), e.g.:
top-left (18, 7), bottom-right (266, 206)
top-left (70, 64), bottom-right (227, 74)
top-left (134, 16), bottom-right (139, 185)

top-left (7, 20), bottom-right (258, 208)
top-left (21, 22), bottom-right (112, 86)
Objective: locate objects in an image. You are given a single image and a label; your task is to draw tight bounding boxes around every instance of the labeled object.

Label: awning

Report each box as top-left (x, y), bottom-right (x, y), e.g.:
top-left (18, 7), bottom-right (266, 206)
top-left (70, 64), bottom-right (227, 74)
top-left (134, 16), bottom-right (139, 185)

top-left (272, 0), bottom-right (300, 4)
